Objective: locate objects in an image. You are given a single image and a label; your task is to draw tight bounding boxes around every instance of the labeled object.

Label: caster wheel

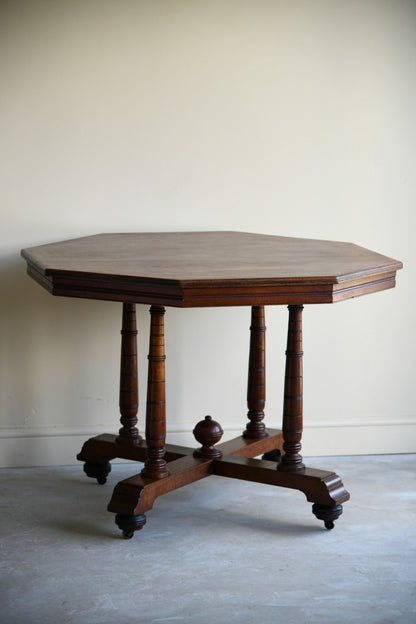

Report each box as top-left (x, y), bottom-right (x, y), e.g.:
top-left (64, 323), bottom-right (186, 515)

top-left (115, 513), bottom-right (146, 538)
top-left (122, 530), bottom-right (134, 540)
top-left (312, 503), bottom-right (343, 530)
top-left (82, 460), bottom-right (111, 484)
top-left (262, 449), bottom-right (281, 462)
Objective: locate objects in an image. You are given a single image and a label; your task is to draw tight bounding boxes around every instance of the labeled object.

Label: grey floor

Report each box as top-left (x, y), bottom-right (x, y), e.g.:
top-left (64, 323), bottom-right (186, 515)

top-left (1, 454), bottom-right (415, 624)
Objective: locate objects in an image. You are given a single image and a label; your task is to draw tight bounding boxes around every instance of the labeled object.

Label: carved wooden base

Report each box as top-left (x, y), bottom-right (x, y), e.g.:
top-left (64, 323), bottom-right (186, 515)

top-left (77, 427), bottom-right (349, 537)
top-left (77, 302), bottom-right (350, 538)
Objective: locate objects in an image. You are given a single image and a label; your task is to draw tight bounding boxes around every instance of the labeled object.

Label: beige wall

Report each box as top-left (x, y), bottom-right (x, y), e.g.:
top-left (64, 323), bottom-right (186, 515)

top-left (1, 0), bottom-right (415, 467)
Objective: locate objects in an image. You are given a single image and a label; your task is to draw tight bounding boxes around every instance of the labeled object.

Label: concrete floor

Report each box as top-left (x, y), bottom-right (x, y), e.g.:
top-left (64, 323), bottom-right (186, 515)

top-left (0, 454), bottom-right (415, 624)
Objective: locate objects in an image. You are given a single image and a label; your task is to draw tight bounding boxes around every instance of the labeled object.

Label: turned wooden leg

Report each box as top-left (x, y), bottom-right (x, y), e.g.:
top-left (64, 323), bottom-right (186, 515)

top-left (117, 303), bottom-right (141, 444)
top-left (278, 305), bottom-right (305, 473)
top-left (78, 301), bottom-right (140, 482)
top-left (141, 306), bottom-right (169, 480)
top-left (243, 306), bottom-right (268, 439)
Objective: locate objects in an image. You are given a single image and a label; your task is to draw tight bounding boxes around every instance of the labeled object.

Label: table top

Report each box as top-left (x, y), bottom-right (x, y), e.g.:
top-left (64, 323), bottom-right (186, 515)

top-left (21, 231), bottom-right (402, 307)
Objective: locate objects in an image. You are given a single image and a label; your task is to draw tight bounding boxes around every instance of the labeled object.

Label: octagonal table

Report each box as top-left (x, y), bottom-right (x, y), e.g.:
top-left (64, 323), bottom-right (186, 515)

top-left (21, 232), bottom-right (402, 538)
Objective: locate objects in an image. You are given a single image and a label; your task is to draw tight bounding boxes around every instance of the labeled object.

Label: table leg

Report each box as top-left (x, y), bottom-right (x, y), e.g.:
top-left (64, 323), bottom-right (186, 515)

top-left (243, 306), bottom-right (268, 439)
top-left (274, 304), bottom-right (349, 528)
top-left (86, 303), bottom-right (348, 537)
top-left (141, 305), bottom-right (169, 480)
top-left (117, 302), bottom-right (141, 444)
top-left (77, 302), bottom-right (142, 482)
top-left (215, 303), bottom-right (348, 528)
top-left (278, 305), bottom-right (305, 473)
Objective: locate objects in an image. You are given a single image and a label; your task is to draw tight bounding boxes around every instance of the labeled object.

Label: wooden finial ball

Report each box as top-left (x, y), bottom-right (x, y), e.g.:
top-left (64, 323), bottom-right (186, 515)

top-left (193, 415), bottom-right (223, 459)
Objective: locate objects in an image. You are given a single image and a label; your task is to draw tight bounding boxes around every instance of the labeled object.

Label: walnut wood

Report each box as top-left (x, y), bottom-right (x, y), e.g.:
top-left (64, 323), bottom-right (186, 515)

top-left (108, 455), bottom-right (214, 518)
top-left (107, 445), bottom-right (350, 534)
top-left (217, 428), bottom-right (283, 457)
top-left (105, 431), bottom-right (284, 536)
top-left (21, 232), bottom-right (402, 307)
top-left (20, 231), bottom-right (402, 536)
top-left (278, 305), bottom-right (305, 473)
top-left (193, 415), bottom-right (223, 459)
top-left (79, 411), bottom-right (346, 534)
top-left (77, 429), bottom-right (284, 467)
top-left (141, 306), bottom-right (169, 480)
top-left (243, 306), bottom-right (267, 439)
top-left (117, 303), bottom-right (141, 444)
top-left (214, 455), bottom-right (350, 507)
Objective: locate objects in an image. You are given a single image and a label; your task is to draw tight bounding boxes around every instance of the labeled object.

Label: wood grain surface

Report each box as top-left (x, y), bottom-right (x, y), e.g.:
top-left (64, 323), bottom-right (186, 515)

top-left (22, 231), bottom-right (402, 306)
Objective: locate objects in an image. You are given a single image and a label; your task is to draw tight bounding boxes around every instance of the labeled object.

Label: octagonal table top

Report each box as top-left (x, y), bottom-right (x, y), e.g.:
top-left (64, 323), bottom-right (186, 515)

top-left (21, 231), bottom-right (402, 307)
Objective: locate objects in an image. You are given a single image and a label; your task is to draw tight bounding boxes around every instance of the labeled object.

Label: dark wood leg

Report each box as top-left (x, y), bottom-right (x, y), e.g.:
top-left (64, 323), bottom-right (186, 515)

top-left (278, 305), bottom-right (305, 473)
top-left (117, 302), bottom-right (141, 444)
top-left (266, 304), bottom-right (348, 528)
top-left (141, 306), bottom-right (169, 480)
top-left (109, 305), bottom-right (170, 536)
top-left (85, 303), bottom-right (348, 537)
top-left (243, 306), bottom-right (268, 439)
top-left (78, 302), bottom-right (141, 482)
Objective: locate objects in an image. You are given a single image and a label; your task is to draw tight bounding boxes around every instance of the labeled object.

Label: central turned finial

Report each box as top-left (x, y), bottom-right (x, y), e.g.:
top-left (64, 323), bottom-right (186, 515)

top-left (193, 415), bottom-right (223, 459)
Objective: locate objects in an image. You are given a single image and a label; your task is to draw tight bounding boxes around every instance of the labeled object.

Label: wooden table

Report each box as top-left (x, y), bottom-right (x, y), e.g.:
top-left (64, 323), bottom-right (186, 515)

top-left (21, 232), bottom-right (402, 538)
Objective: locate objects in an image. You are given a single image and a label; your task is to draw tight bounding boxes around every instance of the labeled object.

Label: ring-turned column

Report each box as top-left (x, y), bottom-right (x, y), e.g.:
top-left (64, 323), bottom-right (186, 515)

top-left (117, 303), bottom-right (141, 444)
top-left (278, 305), bottom-right (305, 473)
top-left (141, 306), bottom-right (169, 480)
top-left (243, 306), bottom-right (267, 439)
